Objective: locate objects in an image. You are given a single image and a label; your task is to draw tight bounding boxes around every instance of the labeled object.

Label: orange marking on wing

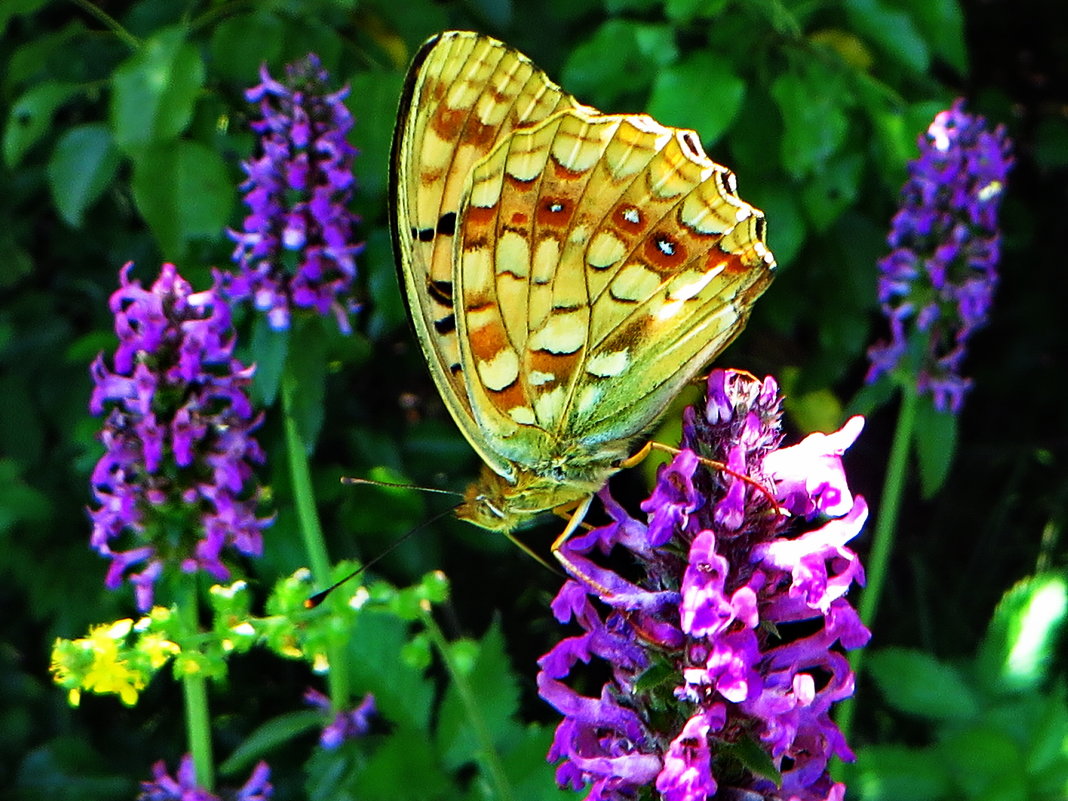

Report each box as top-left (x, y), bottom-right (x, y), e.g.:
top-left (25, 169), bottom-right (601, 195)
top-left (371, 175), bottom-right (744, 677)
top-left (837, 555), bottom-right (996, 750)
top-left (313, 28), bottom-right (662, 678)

top-left (425, 79), bottom-right (446, 104)
top-left (505, 172), bottom-right (537, 190)
top-left (466, 205), bottom-right (499, 227)
top-left (715, 251), bottom-right (751, 276)
top-left (511, 211), bottom-right (529, 226)
top-left (644, 231), bottom-right (688, 272)
top-left (488, 380), bottom-right (528, 416)
top-left (612, 203), bottom-right (646, 234)
top-left (461, 118), bottom-right (497, 148)
top-left (420, 168), bottom-right (445, 186)
top-left (432, 105), bottom-right (466, 141)
top-left (469, 319), bottom-right (512, 363)
top-left (536, 197), bottom-right (574, 228)
top-left (529, 348), bottom-right (580, 377)
top-left (552, 158), bottom-right (586, 181)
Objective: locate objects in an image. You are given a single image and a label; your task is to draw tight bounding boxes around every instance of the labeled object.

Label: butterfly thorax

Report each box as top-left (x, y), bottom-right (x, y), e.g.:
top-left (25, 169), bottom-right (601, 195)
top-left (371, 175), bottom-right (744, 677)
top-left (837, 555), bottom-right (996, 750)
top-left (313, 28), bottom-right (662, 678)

top-left (457, 461), bottom-right (611, 533)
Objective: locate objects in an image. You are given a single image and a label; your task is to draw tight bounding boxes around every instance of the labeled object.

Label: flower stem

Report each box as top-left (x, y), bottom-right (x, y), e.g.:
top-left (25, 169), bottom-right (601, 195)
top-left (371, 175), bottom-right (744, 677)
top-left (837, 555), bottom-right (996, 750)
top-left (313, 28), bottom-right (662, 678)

top-left (837, 385), bottom-right (917, 742)
top-left (68, 0), bottom-right (141, 49)
top-left (179, 579), bottom-right (214, 791)
top-left (281, 369), bottom-right (350, 708)
top-left (420, 606), bottom-right (515, 801)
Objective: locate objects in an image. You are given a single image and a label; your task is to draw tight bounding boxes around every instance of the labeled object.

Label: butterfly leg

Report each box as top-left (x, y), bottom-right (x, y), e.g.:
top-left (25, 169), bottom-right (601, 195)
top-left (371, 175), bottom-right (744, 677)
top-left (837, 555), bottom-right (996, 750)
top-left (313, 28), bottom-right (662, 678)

top-left (549, 495), bottom-right (618, 597)
top-left (618, 440), bottom-right (654, 468)
top-left (645, 441), bottom-right (787, 518)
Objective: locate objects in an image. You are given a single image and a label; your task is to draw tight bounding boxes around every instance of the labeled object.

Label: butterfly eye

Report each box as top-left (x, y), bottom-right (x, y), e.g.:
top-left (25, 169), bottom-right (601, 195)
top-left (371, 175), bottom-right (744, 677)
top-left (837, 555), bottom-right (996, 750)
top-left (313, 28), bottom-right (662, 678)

top-left (478, 496), bottom-right (507, 520)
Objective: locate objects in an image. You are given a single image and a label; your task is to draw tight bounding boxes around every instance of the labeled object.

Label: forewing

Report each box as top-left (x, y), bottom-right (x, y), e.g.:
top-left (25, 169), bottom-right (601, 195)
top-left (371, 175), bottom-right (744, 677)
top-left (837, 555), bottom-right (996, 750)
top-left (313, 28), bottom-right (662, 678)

top-left (391, 31), bottom-right (578, 477)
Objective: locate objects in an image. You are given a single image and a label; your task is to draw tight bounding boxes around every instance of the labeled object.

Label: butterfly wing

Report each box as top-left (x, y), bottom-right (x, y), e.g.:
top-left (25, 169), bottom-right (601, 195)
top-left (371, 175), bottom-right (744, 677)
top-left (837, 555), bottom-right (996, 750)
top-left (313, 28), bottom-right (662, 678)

top-left (452, 108), bottom-right (775, 468)
top-left (391, 31), bottom-right (580, 480)
top-left (394, 30), bottom-right (775, 494)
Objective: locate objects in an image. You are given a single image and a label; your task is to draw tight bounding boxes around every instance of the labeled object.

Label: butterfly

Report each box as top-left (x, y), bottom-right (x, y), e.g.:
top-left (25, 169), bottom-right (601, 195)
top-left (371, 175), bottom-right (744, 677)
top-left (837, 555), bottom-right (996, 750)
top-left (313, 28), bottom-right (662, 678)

top-left (390, 30), bottom-right (775, 552)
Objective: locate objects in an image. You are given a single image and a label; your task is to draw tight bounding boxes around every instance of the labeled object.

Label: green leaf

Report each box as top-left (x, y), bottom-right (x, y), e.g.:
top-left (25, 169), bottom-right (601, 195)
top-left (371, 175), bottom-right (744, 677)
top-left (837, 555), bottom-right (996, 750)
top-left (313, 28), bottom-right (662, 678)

top-left (911, 393), bottom-right (957, 497)
top-left (364, 227), bottom-right (407, 338)
top-left (250, 317), bottom-right (289, 408)
top-left (346, 610), bottom-right (435, 732)
top-left (437, 620), bottom-right (521, 770)
top-left (853, 744), bottom-right (951, 801)
top-left (47, 124), bottom-right (121, 227)
top-left (770, 68), bottom-right (849, 178)
top-left (499, 725), bottom-right (570, 801)
top-left (800, 151), bottom-right (863, 231)
top-left (895, 0), bottom-right (967, 74)
top-left (130, 139), bottom-right (233, 259)
top-left (562, 20), bottom-right (664, 108)
top-left (726, 88), bottom-right (781, 178)
top-left (847, 374), bottom-right (897, 417)
top-left (782, 381), bottom-right (844, 435)
top-left (0, 0), bottom-right (49, 37)
top-left (0, 459), bottom-right (50, 534)
top-left (209, 12), bottom-right (284, 82)
top-left (845, 0), bottom-right (929, 74)
top-left (977, 572), bottom-right (1068, 695)
top-left (665, 0), bottom-right (729, 23)
top-left (940, 726), bottom-right (1027, 800)
top-left (110, 26), bottom-right (205, 152)
top-left (646, 52), bottom-right (745, 146)
top-left (633, 660), bottom-right (679, 694)
top-left (3, 81), bottom-right (79, 167)
top-left (724, 733), bottom-right (781, 785)
top-left (607, 0), bottom-right (659, 11)
top-left (349, 71), bottom-right (406, 199)
top-left (868, 647), bottom-right (979, 720)
top-left (343, 724), bottom-right (451, 801)
top-left (0, 232), bottom-right (32, 290)
top-left (470, 0), bottom-right (513, 28)
top-left (218, 710), bottom-right (323, 775)
top-left (1024, 686), bottom-right (1068, 782)
top-left (5, 20), bottom-right (84, 91)
top-left (15, 738), bottom-right (133, 799)
top-left (0, 376), bottom-right (44, 464)
top-left (750, 183), bottom-right (805, 266)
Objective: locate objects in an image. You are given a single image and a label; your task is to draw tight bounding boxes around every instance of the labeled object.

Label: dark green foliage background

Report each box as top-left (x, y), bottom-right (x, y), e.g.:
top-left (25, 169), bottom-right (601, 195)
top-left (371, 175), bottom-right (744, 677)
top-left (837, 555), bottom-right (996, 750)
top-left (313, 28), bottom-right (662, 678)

top-left (1, 0), bottom-right (1065, 798)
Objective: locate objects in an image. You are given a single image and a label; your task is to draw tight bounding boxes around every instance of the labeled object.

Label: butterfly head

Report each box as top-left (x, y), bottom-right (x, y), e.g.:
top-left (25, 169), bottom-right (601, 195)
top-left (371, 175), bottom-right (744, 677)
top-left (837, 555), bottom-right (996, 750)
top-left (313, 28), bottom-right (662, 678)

top-left (456, 464), bottom-right (596, 534)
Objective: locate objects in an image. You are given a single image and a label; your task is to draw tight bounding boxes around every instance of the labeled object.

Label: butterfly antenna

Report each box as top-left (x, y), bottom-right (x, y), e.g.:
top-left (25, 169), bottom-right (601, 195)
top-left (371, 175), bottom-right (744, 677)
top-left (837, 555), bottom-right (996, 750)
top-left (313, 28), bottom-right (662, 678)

top-left (305, 506), bottom-right (456, 609)
top-left (341, 475), bottom-right (464, 497)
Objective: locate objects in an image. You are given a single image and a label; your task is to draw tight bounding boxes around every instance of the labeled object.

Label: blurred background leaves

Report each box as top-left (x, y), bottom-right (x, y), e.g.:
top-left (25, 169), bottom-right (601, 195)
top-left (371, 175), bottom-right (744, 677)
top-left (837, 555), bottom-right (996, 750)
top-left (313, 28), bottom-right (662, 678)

top-left (1, 0), bottom-right (1065, 798)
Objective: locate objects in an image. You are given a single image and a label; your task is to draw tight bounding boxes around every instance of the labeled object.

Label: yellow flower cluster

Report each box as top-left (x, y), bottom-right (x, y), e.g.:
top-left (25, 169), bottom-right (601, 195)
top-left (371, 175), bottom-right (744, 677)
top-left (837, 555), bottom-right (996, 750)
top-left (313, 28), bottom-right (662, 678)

top-left (49, 611), bottom-right (179, 707)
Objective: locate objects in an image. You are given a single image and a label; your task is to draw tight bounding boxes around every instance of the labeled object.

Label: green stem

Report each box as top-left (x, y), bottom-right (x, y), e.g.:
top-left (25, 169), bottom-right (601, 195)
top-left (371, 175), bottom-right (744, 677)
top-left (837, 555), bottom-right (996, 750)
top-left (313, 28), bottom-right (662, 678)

top-left (68, 0), bottom-right (141, 49)
top-left (179, 579), bottom-right (214, 791)
top-left (421, 608), bottom-right (515, 801)
top-left (837, 386), bottom-right (918, 744)
top-left (281, 369), bottom-right (349, 709)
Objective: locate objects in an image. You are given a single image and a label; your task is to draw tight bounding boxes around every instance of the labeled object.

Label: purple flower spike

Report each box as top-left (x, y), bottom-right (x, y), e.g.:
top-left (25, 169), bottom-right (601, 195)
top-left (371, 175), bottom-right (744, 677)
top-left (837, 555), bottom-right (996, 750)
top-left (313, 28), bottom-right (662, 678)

top-left (867, 99), bottom-right (1013, 413)
top-left (305, 688), bottom-right (377, 749)
top-left (89, 264), bottom-right (271, 610)
top-left (228, 54), bottom-right (362, 333)
top-left (139, 754), bottom-right (272, 801)
top-left (539, 369), bottom-right (870, 801)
